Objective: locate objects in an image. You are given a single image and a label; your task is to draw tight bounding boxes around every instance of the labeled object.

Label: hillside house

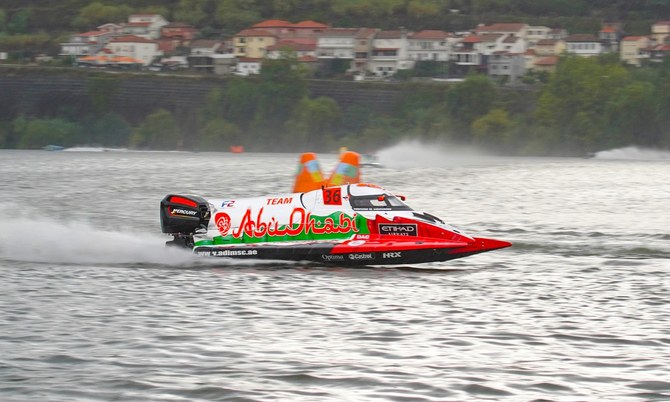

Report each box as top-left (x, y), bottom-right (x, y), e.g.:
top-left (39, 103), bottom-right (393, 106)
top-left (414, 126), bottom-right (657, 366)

top-left (368, 30), bottom-right (413, 77)
top-left (621, 36), bottom-right (651, 66)
top-left (266, 40), bottom-right (316, 59)
top-left (235, 57), bottom-right (262, 75)
top-left (60, 30), bottom-right (115, 57)
top-left (526, 26), bottom-right (552, 46)
top-left (106, 35), bottom-right (162, 65)
top-left (407, 30), bottom-right (451, 62)
top-left (123, 14), bottom-right (168, 39)
top-left (189, 40), bottom-right (225, 56)
top-left (234, 29), bottom-right (277, 58)
top-left (599, 23), bottom-right (624, 52)
top-left (533, 55), bottom-right (559, 73)
top-left (488, 51), bottom-right (525, 82)
top-left (651, 21), bottom-right (670, 44)
top-left (352, 28), bottom-right (379, 73)
top-left (565, 34), bottom-right (603, 57)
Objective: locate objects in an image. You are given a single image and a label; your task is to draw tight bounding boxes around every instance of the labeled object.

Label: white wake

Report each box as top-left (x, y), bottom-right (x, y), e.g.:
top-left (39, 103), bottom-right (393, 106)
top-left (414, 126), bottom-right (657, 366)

top-left (0, 215), bottom-right (203, 266)
top-left (594, 146), bottom-right (670, 160)
top-left (375, 140), bottom-right (493, 169)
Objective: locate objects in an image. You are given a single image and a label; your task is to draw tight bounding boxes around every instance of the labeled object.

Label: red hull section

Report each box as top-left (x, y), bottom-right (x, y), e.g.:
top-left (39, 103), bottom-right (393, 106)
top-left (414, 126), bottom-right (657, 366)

top-left (193, 235), bottom-right (511, 266)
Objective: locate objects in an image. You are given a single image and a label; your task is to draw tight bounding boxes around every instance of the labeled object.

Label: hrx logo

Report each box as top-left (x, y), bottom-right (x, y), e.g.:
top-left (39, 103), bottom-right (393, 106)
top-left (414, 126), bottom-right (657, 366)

top-left (383, 252), bottom-right (401, 258)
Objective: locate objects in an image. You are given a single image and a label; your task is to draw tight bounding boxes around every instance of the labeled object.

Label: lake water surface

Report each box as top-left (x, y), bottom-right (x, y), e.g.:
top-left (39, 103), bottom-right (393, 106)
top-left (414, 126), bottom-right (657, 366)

top-left (1, 146), bottom-right (669, 401)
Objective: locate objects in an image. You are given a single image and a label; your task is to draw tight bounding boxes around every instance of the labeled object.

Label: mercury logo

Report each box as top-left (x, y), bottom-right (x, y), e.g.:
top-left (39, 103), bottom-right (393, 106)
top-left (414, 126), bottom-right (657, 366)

top-left (171, 208), bottom-right (198, 216)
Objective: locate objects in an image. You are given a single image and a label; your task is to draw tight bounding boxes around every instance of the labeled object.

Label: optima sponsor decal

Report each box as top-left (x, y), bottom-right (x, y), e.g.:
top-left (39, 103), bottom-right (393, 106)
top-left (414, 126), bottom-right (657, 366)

top-left (321, 254), bottom-right (345, 261)
top-left (348, 253), bottom-right (375, 260)
top-left (378, 223), bottom-right (417, 236)
top-left (170, 207), bottom-right (198, 217)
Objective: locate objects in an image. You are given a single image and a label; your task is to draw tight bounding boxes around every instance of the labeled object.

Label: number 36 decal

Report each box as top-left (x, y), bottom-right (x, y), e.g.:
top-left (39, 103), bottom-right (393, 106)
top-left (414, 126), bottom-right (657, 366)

top-left (322, 187), bottom-right (342, 205)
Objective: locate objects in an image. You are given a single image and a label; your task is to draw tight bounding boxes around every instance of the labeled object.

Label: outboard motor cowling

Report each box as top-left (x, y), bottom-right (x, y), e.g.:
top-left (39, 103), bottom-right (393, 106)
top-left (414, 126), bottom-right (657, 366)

top-left (160, 195), bottom-right (210, 236)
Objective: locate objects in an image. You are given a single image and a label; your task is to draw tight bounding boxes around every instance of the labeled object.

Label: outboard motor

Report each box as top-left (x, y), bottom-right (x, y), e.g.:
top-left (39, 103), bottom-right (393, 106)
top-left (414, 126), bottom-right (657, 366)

top-left (160, 195), bottom-right (210, 248)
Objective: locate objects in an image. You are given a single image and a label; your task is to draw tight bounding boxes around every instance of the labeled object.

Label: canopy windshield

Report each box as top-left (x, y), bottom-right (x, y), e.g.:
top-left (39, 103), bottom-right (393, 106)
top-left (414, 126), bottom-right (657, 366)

top-left (349, 194), bottom-right (412, 211)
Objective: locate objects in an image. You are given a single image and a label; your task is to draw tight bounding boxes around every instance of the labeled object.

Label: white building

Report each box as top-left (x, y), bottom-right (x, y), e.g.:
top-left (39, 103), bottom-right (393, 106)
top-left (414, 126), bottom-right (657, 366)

top-left (266, 40), bottom-right (316, 59)
top-left (107, 35), bottom-right (162, 65)
top-left (565, 34), bottom-right (604, 57)
top-left (60, 30), bottom-right (115, 57)
top-left (407, 30), bottom-right (451, 62)
top-left (316, 28), bottom-right (359, 59)
top-left (526, 26), bottom-right (552, 46)
top-left (620, 36), bottom-right (651, 66)
top-left (368, 30), bottom-right (413, 77)
top-left (124, 14), bottom-right (168, 39)
top-left (235, 57), bottom-right (262, 76)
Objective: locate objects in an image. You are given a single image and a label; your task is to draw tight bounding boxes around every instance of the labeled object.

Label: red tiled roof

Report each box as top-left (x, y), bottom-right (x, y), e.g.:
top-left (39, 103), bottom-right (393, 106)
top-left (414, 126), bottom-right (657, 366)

top-left (110, 35), bottom-right (156, 43)
top-left (462, 35), bottom-right (482, 43)
top-left (503, 35), bottom-right (519, 43)
top-left (476, 23), bottom-right (526, 33)
top-left (600, 27), bottom-right (617, 33)
top-left (322, 28), bottom-right (359, 37)
top-left (291, 20), bottom-right (328, 29)
top-left (252, 19), bottom-right (292, 28)
top-left (524, 49), bottom-right (536, 55)
top-left (79, 30), bottom-right (106, 36)
top-left (535, 56), bottom-right (559, 66)
top-left (236, 29), bottom-right (276, 37)
top-left (409, 30), bottom-right (450, 40)
top-left (356, 28), bottom-right (379, 38)
top-left (238, 57), bottom-right (261, 63)
top-left (299, 55), bottom-right (318, 62)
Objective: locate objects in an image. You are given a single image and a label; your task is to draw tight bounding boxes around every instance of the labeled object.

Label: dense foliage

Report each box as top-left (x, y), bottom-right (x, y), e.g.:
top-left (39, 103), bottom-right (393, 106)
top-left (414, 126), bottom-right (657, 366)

top-left (2, 54), bottom-right (670, 154)
top-left (1, 1), bottom-right (670, 154)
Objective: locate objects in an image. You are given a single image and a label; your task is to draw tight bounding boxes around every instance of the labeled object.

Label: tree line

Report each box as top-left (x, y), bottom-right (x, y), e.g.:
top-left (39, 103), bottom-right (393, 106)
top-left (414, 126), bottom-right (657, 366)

top-left (1, 53), bottom-right (669, 155)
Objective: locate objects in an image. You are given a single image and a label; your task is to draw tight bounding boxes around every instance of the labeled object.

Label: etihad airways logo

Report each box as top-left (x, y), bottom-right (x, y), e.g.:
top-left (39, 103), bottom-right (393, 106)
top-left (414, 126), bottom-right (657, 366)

top-left (378, 223), bottom-right (417, 236)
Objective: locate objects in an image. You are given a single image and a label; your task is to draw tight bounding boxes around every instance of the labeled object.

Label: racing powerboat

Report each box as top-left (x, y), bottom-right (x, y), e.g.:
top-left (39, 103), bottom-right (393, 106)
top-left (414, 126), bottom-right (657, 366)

top-left (160, 152), bottom-right (510, 265)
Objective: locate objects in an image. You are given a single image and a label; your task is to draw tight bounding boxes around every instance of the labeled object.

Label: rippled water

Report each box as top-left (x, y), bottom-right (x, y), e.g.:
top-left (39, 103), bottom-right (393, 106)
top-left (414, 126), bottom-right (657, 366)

top-left (1, 147), bottom-right (669, 401)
